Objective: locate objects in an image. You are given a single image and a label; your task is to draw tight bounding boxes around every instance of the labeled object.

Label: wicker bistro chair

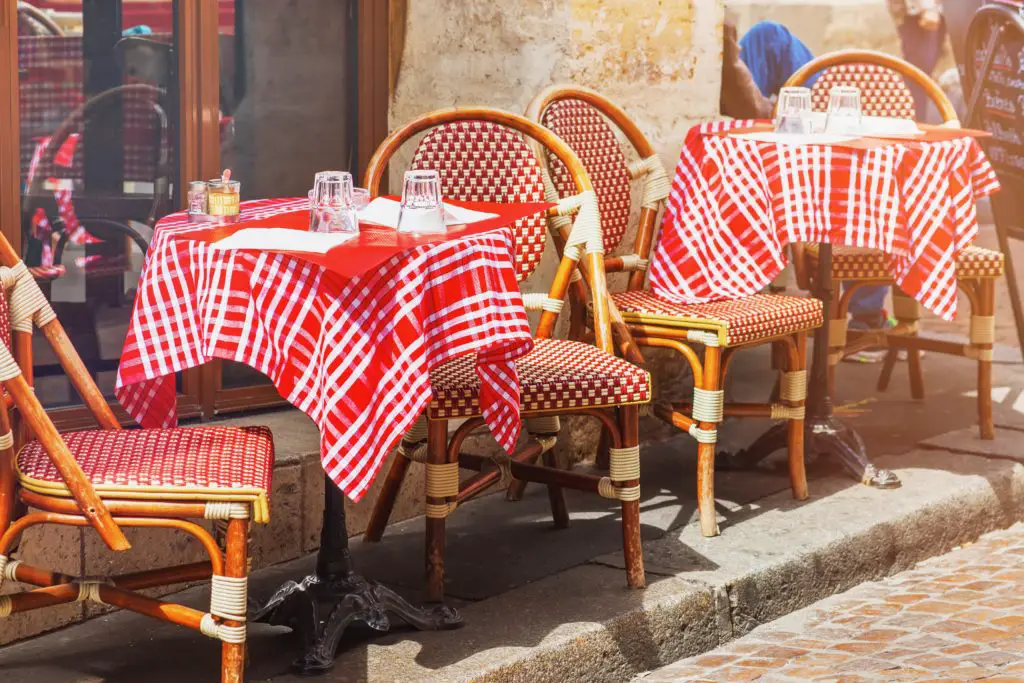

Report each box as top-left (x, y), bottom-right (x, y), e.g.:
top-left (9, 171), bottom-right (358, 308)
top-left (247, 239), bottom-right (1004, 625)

top-left (360, 108), bottom-right (650, 601)
top-left (783, 50), bottom-right (1005, 440)
top-left (529, 85), bottom-right (823, 538)
top-left (0, 234), bottom-right (273, 681)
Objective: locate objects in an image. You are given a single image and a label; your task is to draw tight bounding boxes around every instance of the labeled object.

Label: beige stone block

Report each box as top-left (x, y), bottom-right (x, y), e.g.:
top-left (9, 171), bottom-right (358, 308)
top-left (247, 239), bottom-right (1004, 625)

top-left (250, 463), bottom-right (302, 570)
top-left (0, 524), bottom-right (84, 646)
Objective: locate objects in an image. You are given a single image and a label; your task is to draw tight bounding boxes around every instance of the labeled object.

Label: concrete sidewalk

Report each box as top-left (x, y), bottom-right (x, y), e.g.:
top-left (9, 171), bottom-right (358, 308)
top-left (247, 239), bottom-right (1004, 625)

top-left (0, 343), bottom-right (1022, 682)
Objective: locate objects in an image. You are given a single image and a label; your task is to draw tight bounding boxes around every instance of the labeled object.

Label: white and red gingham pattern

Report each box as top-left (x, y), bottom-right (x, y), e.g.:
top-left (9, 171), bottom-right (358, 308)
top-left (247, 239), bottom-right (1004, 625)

top-left (411, 122), bottom-right (548, 281)
top-left (611, 291), bottom-right (823, 347)
top-left (428, 337), bottom-right (650, 419)
top-left (540, 99), bottom-right (633, 252)
top-left (809, 63), bottom-right (917, 119)
top-left (115, 199), bottom-right (534, 502)
top-left (649, 121), bottom-right (1001, 321)
top-left (17, 426), bottom-right (275, 495)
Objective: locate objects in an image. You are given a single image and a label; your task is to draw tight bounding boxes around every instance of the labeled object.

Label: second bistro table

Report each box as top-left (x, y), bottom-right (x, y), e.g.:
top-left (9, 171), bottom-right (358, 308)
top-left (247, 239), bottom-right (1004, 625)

top-left (649, 120), bottom-right (1001, 487)
top-left (115, 197), bottom-right (549, 673)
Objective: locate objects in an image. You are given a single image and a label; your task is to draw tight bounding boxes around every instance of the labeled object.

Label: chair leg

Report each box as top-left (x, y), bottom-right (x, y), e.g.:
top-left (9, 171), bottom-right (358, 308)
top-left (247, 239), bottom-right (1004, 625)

top-left (425, 420), bottom-right (454, 603)
top-left (976, 279), bottom-right (996, 440)
top-left (877, 349), bottom-right (898, 391)
top-left (221, 518), bottom-right (248, 683)
top-left (696, 345), bottom-right (723, 538)
top-left (785, 334), bottom-right (809, 501)
top-left (595, 426), bottom-right (611, 471)
top-left (617, 404), bottom-right (645, 588)
top-left (543, 448), bottom-right (571, 530)
top-left (906, 347), bottom-right (926, 400)
top-left (363, 452), bottom-right (412, 542)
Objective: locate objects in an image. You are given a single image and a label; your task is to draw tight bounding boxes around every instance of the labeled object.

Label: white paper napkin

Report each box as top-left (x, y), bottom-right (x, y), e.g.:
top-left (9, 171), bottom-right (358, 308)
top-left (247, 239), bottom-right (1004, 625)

top-left (357, 197), bottom-right (498, 229)
top-left (209, 228), bottom-right (356, 254)
top-left (859, 115), bottom-right (923, 137)
top-left (730, 132), bottom-right (857, 145)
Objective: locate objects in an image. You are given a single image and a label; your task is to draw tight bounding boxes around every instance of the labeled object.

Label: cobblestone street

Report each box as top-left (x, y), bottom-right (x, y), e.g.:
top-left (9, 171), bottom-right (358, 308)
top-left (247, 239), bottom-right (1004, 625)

top-left (641, 524), bottom-right (1024, 683)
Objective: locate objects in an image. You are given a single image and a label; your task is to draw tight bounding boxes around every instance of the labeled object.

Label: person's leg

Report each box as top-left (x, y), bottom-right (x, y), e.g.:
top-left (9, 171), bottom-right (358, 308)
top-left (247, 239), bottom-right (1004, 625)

top-left (846, 283), bottom-right (888, 330)
top-left (897, 17), bottom-right (948, 120)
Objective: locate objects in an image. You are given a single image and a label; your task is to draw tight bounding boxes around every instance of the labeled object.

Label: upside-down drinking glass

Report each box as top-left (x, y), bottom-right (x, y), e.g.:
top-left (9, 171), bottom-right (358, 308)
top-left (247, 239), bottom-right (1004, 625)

top-left (774, 87), bottom-right (812, 134)
top-left (309, 171), bottom-right (358, 234)
top-left (397, 170), bottom-right (445, 234)
top-left (824, 86), bottom-right (862, 135)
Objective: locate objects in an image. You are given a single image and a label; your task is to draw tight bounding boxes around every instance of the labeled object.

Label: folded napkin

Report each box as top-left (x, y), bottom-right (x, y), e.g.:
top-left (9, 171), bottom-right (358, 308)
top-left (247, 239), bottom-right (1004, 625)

top-left (208, 227), bottom-right (356, 254)
top-left (357, 197), bottom-right (498, 229)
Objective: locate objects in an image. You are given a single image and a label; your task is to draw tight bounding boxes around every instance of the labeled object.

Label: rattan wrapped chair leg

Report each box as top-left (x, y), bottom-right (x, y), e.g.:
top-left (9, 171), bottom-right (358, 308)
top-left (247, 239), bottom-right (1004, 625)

top-left (784, 50), bottom-right (1003, 440)
top-left (359, 108), bottom-right (649, 602)
top-left (529, 85), bottom-right (821, 537)
top-left (0, 233), bottom-right (273, 682)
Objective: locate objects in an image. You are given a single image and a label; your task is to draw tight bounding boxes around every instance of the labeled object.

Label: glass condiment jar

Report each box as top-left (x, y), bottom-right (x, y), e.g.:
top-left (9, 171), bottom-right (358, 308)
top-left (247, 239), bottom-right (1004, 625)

top-left (206, 178), bottom-right (240, 220)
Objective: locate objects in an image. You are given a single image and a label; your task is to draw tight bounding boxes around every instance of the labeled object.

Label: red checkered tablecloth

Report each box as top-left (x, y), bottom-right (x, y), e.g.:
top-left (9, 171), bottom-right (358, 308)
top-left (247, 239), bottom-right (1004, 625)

top-left (115, 198), bottom-right (534, 501)
top-left (648, 120), bottom-right (1002, 321)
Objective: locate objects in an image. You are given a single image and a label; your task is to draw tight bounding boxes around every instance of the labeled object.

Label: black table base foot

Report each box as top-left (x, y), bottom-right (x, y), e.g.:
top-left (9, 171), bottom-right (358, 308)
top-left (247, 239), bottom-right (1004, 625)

top-left (252, 571), bottom-right (462, 675)
top-left (721, 417), bottom-right (901, 489)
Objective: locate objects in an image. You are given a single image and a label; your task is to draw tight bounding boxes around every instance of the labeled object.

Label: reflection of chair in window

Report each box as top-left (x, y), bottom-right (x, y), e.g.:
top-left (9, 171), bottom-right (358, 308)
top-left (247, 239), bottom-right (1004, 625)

top-left (21, 83), bottom-right (173, 379)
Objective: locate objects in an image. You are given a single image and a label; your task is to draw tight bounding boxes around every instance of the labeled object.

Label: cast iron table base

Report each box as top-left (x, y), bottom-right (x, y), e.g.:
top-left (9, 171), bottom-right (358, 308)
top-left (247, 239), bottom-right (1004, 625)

top-left (721, 244), bottom-right (901, 489)
top-left (252, 476), bottom-right (462, 675)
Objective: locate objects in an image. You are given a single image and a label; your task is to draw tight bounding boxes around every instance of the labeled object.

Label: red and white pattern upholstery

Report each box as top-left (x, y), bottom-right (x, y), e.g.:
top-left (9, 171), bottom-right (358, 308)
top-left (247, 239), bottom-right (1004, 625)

top-left (116, 199), bottom-right (534, 502)
top-left (612, 291), bottom-right (823, 347)
top-left (411, 122), bottom-right (548, 281)
top-left (650, 120), bottom-right (1001, 322)
top-left (817, 244), bottom-right (1005, 280)
top-left (19, 35), bottom-right (171, 185)
top-left (428, 337), bottom-right (650, 419)
top-left (16, 426), bottom-right (275, 521)
top-left (540, 99), bottom-right (633, 252)
top-left (809, 63), bottom-right (917, 119)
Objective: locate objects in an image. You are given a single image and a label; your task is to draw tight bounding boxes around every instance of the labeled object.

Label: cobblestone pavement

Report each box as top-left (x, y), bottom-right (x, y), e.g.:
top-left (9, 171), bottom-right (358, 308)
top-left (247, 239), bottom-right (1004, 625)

top-left (641, 523), bottom-right (1024, 682)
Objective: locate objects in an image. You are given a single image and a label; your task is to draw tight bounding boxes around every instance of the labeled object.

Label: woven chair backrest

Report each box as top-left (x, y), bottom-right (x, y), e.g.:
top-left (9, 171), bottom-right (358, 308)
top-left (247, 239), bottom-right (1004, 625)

top-left (410, 121), bottom-right (548, 282)
top-left (539, 99), bottom-right (633, 253)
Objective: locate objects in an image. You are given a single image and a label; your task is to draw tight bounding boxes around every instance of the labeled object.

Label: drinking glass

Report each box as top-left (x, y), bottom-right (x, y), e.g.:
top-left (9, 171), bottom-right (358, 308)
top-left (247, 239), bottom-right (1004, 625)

top-left (774, 87), bottom-right (812, 134)
top-left (397, 170), bottom-right (445, 234)
top-left (309, 171), bottom-right (358, 234)
top-left (824, 86), bottom-right (862, 135)
top-left (352, 187), bottom-right (371, 212)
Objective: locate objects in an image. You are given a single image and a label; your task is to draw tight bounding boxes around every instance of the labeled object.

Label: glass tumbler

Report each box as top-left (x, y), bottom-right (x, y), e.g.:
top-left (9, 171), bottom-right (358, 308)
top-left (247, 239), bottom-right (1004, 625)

top-left (774, 87), bottom-right (812, 134)
top-left (309, 171), bottom-right (358, 234)
top-left (397, 170), bottom-right (445, 234)
top-left (824, 86), bottom-right (862, 135)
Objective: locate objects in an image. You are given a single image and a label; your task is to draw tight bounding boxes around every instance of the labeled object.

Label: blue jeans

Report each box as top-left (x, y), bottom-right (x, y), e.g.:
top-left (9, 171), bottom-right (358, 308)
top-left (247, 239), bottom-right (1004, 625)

top-left (849, 17), bottom-right (948, 323)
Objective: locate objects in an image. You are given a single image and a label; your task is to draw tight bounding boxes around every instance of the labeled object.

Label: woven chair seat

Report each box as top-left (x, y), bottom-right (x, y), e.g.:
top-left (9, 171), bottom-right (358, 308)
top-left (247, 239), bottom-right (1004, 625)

top-left (810, 245), bottom-right (1005, 280)
top-left (612, 292), bottom-right (823, 347)
top-left (428, 337), bottom-right (650, 419)
top-left (16, 426), bottom-right (275, 522)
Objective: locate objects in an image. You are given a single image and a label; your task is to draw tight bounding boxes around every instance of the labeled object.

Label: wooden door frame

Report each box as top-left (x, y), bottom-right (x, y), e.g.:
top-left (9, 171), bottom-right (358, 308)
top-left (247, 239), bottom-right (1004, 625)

top-left (199, 0), bottom-right (393, 418)
top-left (0, 0), bottom-right (205, 429)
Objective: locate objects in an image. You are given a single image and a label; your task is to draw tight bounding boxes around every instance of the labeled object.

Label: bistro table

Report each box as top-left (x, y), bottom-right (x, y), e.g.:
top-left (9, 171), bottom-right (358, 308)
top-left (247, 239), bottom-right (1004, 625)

top-left (649, 119), bottom-right (1001, 486)
top-left (115, 197), bottom-right (548, 673)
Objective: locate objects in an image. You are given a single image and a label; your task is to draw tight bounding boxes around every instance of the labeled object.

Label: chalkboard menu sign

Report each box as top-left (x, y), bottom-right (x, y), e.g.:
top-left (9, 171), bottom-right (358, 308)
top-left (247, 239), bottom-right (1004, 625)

top-left (964, 0), bottom-right (1024, 353)
top-left (968, 1), bottom-right (1024, 180)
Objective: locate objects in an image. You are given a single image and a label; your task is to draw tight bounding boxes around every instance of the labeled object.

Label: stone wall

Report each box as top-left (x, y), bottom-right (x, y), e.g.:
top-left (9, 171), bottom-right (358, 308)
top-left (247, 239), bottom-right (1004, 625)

top-left (390, 0), bottom-right (725, 457)
top-left (725, 0), bottom-right (955, 75)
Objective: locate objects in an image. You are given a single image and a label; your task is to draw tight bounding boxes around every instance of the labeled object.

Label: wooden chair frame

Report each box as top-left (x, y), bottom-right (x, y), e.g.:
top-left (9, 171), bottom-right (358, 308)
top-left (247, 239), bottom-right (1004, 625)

top-left (783, 50), bottom-right (998, 440)
top-left (360, 107), bottom-right (647, 601)
top-left (529, 85), bottom-right (811, 537)
top-left (0, 231), bottom-right (257, 681)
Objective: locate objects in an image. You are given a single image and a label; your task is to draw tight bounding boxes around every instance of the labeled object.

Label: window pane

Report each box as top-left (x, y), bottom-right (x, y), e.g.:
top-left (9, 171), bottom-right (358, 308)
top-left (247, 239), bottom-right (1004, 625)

top-left (217, 0), bottom-right (354, 391)
top-left (18, 1), bottom-right (177, 408)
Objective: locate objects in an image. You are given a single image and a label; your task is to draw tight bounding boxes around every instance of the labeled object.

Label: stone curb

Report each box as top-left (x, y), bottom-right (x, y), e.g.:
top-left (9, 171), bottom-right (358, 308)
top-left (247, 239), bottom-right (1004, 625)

top-left (365, 447), bottom-right (1024, 682)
